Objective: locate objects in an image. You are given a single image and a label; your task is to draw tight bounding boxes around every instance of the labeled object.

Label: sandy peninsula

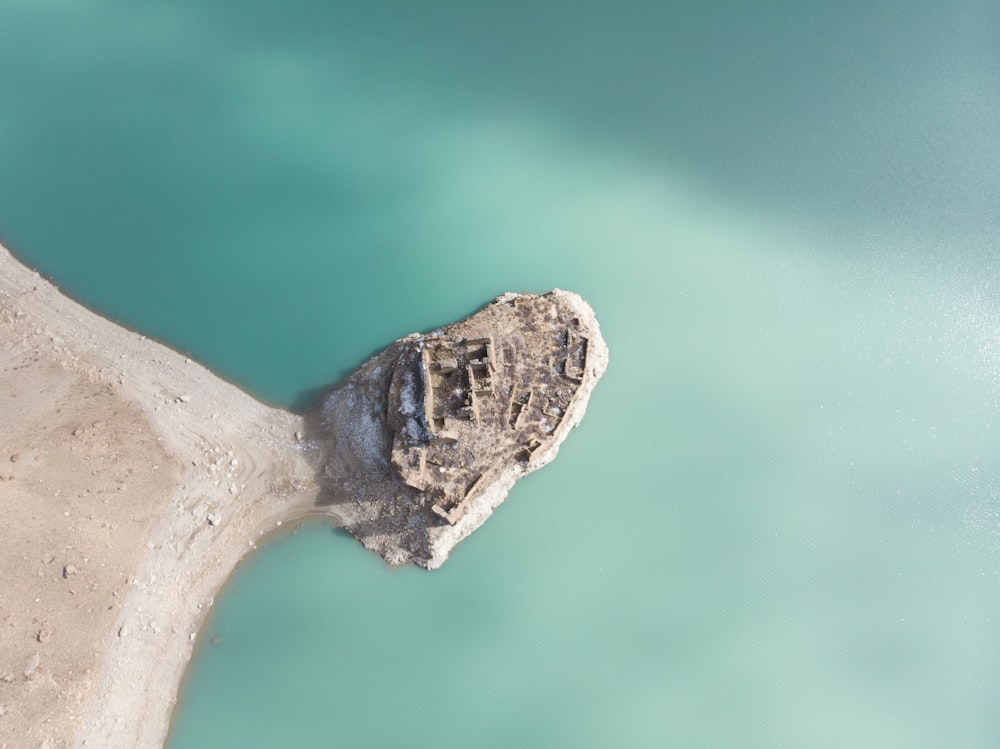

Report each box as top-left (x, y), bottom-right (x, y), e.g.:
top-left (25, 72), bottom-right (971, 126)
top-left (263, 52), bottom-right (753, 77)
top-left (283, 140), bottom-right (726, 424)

top-left (0, 242), bottom-right (607, 749)
top-left (0, 243), bottom-right (317, 748)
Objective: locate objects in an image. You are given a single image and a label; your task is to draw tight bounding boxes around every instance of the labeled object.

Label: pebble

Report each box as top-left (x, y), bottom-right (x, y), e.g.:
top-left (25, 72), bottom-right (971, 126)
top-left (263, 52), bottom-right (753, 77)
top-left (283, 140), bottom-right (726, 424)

top-left (36, 626), bottom-right (53, 644)
top-left (229, 484), bottom-right (238, 495)
top-left (177, 395), bottom-right (191, 403)
top-left (23, 652), bottom-right (40, 680)
top-left (62, 564), bottom-right (78, 579)
top-left (207, 513), bottom-right (222, 527)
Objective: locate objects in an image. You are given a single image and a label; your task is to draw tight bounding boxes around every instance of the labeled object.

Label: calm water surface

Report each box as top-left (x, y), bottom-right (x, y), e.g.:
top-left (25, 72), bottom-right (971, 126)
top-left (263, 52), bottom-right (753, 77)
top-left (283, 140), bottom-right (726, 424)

top-left (2, 3), bottom-right (999, 747)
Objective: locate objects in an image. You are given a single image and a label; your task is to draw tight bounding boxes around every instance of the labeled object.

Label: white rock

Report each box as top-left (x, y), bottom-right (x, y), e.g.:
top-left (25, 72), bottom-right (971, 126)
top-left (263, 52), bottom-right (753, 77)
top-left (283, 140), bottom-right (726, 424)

top-left (23, 652), bottom-right (40, 680)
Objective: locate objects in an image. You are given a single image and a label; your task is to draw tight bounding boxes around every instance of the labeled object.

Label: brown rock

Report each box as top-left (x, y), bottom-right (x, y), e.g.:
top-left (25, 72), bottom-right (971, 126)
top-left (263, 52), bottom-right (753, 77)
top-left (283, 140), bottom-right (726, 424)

top-left (318, 290), bottom-right (609, 568)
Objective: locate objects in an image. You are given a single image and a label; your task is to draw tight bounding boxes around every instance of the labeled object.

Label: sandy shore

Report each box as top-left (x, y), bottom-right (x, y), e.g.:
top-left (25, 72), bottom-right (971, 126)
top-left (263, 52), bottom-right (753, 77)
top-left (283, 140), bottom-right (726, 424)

top-left (0, 244), bottom-right (319, 749)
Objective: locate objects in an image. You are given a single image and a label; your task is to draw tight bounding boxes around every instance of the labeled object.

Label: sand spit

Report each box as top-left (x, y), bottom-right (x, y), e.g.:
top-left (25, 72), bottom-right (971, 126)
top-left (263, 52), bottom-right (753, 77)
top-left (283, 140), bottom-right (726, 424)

top-left (0, 243), bottom-right (607, 748)
top-left (0, 244), bottom-right (316, 748)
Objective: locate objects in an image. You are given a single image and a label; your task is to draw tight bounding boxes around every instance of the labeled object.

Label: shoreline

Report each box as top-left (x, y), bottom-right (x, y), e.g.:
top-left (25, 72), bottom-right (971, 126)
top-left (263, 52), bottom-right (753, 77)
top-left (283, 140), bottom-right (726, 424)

top-left (0, 242), bottom-right (608, 748)
top-left (161, 515), bottom-right (333, 746)
top-left (0, 243), bottom-right (322, 748)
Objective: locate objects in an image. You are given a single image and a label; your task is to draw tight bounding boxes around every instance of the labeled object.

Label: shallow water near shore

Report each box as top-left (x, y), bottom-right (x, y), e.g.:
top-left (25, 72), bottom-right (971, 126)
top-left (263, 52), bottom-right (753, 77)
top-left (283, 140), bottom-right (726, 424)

top-left (3, 2), bottom-right (1000, 747)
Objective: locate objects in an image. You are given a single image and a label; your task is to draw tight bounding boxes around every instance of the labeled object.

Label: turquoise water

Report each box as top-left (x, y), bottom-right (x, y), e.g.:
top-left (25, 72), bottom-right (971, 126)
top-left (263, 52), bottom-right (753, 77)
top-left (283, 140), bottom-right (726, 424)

top-left (2, 2), bottom-right (1000, 747)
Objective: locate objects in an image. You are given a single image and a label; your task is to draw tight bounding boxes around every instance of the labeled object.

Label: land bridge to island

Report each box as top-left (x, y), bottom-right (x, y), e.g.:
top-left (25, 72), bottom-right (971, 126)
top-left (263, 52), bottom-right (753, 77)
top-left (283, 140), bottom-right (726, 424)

top-left (0, 242), bottom-right (608, 748)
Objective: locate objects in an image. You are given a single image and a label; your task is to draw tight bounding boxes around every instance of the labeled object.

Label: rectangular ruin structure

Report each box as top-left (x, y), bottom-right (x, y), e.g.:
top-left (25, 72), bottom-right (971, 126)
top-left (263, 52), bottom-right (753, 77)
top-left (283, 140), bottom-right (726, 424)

top-left (420, 336), bottom-right (496, 435)
top-left (514, 437), bottom-right (544, 463)
top-left (465, 337), bottom-right (494, 394)
top-left (508, 390), bottom-right (532, 429)
top-left (432, 473), bottom-right (487, 525)
top-left (563, 333), bottom-right (589, 380)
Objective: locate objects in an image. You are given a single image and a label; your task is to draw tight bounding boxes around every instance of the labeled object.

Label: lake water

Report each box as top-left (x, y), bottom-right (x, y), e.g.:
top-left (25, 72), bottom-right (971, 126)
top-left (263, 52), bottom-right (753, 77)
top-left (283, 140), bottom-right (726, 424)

top-left (2, 2), bottom-right (1000, 747)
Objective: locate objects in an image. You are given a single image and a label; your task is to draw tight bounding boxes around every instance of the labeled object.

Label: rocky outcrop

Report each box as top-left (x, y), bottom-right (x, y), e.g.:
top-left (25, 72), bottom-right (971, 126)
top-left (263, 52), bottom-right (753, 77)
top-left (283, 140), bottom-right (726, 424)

top-left (316, 289), bottom-right (609, 568)
top-left (1, 237), bottom-right (608, 748)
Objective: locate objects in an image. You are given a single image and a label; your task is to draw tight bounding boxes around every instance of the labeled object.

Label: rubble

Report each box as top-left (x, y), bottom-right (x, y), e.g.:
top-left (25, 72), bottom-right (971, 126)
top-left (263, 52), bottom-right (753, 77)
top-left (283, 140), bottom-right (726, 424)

top-left (318, 290), bottom-right (608, 568)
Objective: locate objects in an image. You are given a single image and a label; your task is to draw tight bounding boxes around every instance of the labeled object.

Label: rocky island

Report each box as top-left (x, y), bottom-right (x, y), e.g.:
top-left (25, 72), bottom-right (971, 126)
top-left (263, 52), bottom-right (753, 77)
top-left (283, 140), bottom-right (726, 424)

top-left (0, 242), bottom-right (607, 748)
top-left (319, 289), bottom-right (609, 568)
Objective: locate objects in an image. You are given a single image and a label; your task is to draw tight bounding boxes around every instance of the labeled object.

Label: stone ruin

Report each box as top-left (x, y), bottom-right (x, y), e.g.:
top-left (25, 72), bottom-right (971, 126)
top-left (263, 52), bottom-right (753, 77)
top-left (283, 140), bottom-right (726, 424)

top-left (387, 294), bottom-right (593, 525)
top-left (317, 289), bottom-right (608, 568)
